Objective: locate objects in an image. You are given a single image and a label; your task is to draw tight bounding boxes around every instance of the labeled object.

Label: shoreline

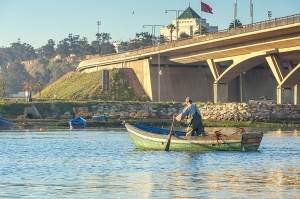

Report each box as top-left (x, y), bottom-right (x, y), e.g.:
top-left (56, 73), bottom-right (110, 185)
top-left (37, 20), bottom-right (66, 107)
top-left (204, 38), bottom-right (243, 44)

top-left (10, 118), bottom-right (300, 130)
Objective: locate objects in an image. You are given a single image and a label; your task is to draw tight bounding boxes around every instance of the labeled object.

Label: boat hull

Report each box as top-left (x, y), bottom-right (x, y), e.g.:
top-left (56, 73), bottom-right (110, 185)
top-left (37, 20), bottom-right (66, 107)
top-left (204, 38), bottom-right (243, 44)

top-left (92, 115), bottom-right (108, 121)
top-left (69, 117), bottom-right (87, 129)
top-left (125, 123), bottom-right (263, 152)
top-left (0, 118), bottom-right (14, 130)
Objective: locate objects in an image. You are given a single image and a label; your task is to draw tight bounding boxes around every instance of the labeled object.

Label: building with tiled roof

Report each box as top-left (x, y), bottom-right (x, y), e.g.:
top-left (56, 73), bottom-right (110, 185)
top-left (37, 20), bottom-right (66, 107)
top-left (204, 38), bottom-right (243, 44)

top-left (160, 6), bottom-right (218, 41)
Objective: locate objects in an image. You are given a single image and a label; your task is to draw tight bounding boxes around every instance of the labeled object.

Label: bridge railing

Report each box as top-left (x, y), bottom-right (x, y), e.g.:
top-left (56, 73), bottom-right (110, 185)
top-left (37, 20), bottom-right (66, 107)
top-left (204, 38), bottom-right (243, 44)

top-left (79, 13), bottom-right (300, 68)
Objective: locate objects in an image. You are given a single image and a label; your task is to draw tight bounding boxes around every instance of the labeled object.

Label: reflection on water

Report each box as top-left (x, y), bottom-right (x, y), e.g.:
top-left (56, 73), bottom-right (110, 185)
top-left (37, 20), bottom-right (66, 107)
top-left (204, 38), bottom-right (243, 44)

top-left (0, 128), bottom-right (299, 198)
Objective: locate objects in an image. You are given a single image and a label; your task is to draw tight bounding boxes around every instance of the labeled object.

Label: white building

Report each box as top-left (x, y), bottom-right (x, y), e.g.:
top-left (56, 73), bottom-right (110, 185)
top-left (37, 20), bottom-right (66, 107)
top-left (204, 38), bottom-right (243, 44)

top-left (160, 6), bottom-right (218, 41)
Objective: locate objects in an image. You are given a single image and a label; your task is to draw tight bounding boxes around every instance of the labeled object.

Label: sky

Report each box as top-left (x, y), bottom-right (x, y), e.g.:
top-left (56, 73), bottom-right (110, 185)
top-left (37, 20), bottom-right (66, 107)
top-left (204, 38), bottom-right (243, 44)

top-left (1, 0), bottom-right (300, 48)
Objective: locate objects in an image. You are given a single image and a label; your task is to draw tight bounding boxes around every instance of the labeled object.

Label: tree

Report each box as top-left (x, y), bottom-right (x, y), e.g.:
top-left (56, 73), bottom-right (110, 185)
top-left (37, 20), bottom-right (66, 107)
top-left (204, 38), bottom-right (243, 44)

top-left (47, 62), bottom-right (75, 84)
top-left (179, 32), bottom-right (190, 39)
top-left (10, 42), bottom-right (37, 61)
top-left (167, 24), bottom-right (176, 42)
top-left (38, 39), bottom-right (56, 59)
top-left (56, 33), bottom-right (83, 58)
top-left (0, 48), bottom-right (15, 63)
top-left (157, 35), bottom-right (169, 44)
top-left (1, 62), bottom-right (31, 95)
top-left (95, 32), bottom-right (112, 54)
top-left (0, 79), bottom-right (6, 97)
top-left (229, 19), bottom-right (243, 29)
top-left (135, 32), bottom-right (152, 47)
top-left (77, 37), bottom-right (94, 58)
top-left (55, 39), bottom-right (70, 58)
top-left (117, 41), bottom-right (129, 52)
top-left (127, 32), bottom-right (153, 50)
top-left (194, 25), bottom-right (208, 35)
top-left (100, 43), bottom-right (116, 55)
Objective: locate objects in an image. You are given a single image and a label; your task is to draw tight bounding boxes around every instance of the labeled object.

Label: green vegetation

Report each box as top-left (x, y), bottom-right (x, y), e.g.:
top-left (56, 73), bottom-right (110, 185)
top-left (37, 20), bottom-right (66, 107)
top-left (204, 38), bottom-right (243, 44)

top-left (0, 99), bottom-right (299, 129)
top-left (35, 69), bottom-right (147, 101)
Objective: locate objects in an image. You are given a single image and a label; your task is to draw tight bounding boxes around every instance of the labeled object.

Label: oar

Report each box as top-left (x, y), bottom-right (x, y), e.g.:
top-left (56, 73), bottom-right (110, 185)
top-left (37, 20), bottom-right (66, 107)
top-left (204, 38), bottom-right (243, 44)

top-left (165, 116), bottom-right (175, 151)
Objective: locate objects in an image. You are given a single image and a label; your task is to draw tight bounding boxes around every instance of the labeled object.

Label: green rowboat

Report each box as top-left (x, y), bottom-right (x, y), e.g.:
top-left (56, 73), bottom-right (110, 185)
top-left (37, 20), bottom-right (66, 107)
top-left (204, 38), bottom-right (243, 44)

top-left (124, 123), bottom-right (263, 152)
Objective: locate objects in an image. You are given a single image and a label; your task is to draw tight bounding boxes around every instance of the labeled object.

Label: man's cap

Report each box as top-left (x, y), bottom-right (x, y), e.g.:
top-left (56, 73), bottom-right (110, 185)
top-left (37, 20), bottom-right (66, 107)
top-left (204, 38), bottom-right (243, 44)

top-left (185, 97), bottom-right (192, 102)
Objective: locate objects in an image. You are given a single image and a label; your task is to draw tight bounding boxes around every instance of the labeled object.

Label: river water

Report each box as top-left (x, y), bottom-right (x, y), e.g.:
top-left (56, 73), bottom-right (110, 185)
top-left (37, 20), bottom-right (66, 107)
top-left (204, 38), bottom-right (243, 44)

top-left (0, 127), bottom-right (299, 198)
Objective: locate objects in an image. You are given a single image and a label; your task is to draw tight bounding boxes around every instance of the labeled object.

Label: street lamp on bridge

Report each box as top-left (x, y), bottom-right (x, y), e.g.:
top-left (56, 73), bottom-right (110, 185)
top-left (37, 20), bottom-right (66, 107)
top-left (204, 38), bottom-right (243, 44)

top-left (165, 10), bottom-right (183, 40)
top-left (143, 25), bottom-right (164, 44)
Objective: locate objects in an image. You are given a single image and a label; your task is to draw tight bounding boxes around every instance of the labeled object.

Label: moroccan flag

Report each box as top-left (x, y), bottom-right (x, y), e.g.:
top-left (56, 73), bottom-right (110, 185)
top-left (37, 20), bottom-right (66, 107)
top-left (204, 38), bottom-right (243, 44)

top-left (201, 2), bottom-right (213, 14)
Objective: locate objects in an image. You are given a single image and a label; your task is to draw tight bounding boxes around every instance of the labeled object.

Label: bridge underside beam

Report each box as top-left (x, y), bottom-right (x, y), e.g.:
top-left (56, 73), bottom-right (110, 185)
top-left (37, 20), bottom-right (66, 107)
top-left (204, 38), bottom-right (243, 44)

top-left (277, 61), bottom-right (300, 105)
top-left (209, 53), bottom-right (265, 103)
top-left (207, 59), bottom-right (221, 80)
top-left (265, 54), bottom-right (286, 83)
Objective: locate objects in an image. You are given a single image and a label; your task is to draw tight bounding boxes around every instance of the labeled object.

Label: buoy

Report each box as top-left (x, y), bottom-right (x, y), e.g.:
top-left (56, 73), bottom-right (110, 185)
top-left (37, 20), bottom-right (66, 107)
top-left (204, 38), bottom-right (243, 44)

top-left (40, 127), bottom-right (44, 132)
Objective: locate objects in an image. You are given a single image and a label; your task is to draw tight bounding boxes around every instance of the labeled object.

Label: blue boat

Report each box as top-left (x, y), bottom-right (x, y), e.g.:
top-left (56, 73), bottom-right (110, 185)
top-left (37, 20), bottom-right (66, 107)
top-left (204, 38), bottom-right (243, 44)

top-left (0, 118), bottom-right (13, 129)
top-left (69, 117), bottom-right (87, 129)
top-left (92, 114), bottom-right (108, 121)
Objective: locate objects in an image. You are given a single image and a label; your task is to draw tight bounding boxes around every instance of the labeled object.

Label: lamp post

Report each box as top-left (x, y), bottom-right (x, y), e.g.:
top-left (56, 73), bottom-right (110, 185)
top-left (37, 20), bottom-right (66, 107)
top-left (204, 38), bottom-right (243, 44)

top-left (250, 0), bottom-right (253, 24)
top-left (154, 25), bottom-right (163, 42)
top-left (143, 25), bottom-right (163, 44)
top-left (143, 25), bottom-right (154, 44)
top-left (165, 10), bottom-right (183, 40)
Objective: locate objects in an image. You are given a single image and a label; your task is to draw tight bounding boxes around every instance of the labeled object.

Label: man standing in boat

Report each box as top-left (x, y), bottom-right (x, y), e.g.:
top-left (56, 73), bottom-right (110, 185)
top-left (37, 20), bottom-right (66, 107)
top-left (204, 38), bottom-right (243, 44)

top-left (175, 97), bottom-right (205, 136)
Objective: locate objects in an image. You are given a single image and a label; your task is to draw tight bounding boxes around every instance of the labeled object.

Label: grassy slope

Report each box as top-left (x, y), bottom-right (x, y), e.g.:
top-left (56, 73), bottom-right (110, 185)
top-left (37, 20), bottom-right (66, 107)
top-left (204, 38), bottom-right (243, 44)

top-left (35, 70), bottom-right (148, 101)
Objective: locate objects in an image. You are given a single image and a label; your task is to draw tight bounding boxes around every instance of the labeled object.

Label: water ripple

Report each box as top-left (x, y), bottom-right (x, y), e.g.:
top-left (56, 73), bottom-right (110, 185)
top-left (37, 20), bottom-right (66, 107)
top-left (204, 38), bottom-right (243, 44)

top-left (0, 128), bottom-right (299, 198)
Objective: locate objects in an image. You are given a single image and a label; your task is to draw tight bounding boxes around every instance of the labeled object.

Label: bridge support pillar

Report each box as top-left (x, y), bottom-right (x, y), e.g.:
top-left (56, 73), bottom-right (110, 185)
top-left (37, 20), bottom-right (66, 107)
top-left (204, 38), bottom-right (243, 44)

top-left (214, 83), bottom-right (228, 103)
top-left (294, 84), bottom-right (300, 105)
top-left (277, 87), bottom-right (293, 104)
top-left (265, 54), bottom-right (286, 83)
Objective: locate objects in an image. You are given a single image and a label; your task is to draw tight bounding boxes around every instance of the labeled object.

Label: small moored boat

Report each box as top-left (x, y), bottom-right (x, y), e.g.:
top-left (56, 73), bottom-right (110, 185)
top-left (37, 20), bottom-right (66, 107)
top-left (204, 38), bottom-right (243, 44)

top-left (69, 117), bottom-right (87, 129)
top-left (0, 118), bottom-right (14, 129)
top-left (124, 123), bottom-right (263, 152)
top-left (92, 114), bottom-right (108, 121)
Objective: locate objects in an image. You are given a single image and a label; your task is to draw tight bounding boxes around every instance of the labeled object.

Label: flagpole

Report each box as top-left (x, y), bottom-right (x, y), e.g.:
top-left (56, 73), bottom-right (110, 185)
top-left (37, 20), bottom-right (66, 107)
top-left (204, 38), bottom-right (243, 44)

top-left (250, 0), bottom-right (253, 24)
top-left (200, 0), bottom-right (202, 35)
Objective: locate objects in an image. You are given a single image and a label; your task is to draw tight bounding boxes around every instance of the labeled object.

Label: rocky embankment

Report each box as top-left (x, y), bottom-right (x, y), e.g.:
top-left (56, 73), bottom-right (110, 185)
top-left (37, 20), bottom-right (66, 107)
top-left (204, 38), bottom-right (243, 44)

top-left (94, 101), bottom-right (300, 123)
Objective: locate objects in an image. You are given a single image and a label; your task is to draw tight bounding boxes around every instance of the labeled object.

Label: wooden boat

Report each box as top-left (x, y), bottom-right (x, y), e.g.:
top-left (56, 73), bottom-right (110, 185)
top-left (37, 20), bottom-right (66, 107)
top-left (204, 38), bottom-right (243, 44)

top-left (124, 123), bottom-right (263, 152)
top-left (92, 114), bottom-right (108, 121)
top-left (69, 117), bottom-right (87, 129)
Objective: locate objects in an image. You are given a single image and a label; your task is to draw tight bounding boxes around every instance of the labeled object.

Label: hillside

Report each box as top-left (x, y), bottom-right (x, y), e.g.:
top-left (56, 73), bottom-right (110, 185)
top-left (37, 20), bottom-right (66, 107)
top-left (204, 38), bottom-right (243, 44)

top-left (35, 69), bottom-right (149, 101)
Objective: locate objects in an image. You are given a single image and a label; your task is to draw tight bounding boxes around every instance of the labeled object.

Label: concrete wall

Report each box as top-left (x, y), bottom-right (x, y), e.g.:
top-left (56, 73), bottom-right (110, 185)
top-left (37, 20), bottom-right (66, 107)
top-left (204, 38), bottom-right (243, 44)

top-left (148, 64), bottom-right (278, 103)
top-left (241, 67), bottom-right (277, 101)
top-left (149, 65), bottom-right (215, 102)
top-left (125, 59), bottom-right (152, 100)
top-left (80, 60), bottom-right (279, 103)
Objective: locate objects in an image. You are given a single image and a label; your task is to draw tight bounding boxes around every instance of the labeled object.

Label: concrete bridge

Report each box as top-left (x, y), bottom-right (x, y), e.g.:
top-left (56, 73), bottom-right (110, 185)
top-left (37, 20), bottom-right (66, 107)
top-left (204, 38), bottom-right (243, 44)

top-left (77, 14), bottom-right (300, 104)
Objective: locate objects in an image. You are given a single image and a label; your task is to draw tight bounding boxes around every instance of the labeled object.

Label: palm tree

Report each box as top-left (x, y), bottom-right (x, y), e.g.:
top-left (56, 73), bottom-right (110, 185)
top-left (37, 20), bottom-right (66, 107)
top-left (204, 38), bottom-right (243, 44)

top-left (167, 24), bottom-right (176, 42)
top-left (229, 19), bottom-right (243, 29)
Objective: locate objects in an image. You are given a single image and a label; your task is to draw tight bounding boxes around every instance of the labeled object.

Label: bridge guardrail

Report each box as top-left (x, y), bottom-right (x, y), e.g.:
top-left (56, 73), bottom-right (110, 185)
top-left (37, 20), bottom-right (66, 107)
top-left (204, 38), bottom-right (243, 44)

top-left (79, 13), bottom-right (300, 69)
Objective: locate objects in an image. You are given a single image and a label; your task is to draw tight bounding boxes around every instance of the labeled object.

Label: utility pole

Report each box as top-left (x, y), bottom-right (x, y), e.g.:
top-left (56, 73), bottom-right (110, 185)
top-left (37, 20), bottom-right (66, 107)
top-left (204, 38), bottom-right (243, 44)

top-left (165, 10), bottom-right (183, 40)
top-left (97, 21), bottom-right (101, 54)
